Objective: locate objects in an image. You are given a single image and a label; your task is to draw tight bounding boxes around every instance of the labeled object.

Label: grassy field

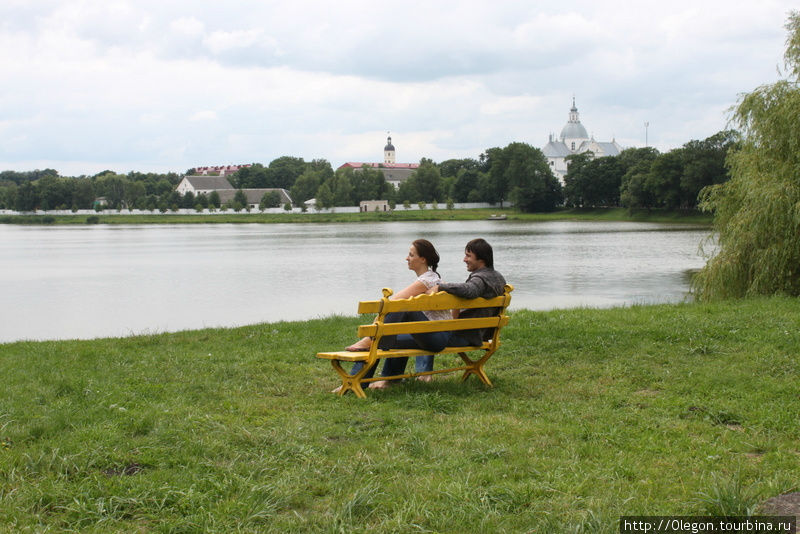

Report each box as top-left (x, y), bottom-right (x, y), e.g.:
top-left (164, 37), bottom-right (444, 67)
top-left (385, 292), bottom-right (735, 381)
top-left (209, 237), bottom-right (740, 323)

top-left (1, 297), bottom-right (797, 532)
top-left (0, 207), bottom-right (712, 226)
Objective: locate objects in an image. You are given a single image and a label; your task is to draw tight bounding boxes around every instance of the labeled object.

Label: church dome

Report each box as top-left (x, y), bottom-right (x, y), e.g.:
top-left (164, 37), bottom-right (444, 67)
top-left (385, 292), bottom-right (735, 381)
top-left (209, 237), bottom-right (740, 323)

top-left (384, 136), bottom-right (395, 151)
top-left (559, 97), bottom-right (589, 142)
top-left (560, 121), bottom-right (589, 141)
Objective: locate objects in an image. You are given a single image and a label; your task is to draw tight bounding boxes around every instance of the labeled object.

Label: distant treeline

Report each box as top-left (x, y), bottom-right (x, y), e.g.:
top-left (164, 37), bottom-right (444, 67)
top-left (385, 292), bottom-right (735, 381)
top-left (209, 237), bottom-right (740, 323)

top-left (563, 130), bottom-right (739, 210)
top-left (0, 130), bottom-right (737, 213)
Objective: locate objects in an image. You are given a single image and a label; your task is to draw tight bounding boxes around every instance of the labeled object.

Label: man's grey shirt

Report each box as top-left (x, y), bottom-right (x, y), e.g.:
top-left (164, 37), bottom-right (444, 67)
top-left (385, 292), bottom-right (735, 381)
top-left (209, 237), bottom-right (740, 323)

top-left (439, 267), bottom-right (508, 345)
top-left (439, 267), bottom-right (507, 300)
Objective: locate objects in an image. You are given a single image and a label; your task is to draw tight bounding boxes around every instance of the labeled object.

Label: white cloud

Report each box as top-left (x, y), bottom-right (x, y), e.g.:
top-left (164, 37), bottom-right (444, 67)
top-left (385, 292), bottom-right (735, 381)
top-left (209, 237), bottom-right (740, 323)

top-left (171, 16), bottom-right (205, 36)
top-left (189, 110), bottom-right (218, 121)
top-left (0, 0), bottom-right (796, 175)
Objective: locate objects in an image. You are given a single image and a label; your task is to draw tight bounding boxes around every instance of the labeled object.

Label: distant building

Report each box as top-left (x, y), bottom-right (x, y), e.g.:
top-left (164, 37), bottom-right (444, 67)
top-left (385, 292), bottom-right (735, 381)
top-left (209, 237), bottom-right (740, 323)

top-left (359, 200), bottom-right (390, 212)
top-left (216, 188), bottom-right (293, 210)
top-left (542, 98), bottom-right (622, 182)
top-left (175, 175), bottom-right (292, 208)
top-left (192, 164), bottom-right (251, 177)
top-left (176, 175), bottom-right (235, 196)
top-left (338, 134), bottom-right (419, 189)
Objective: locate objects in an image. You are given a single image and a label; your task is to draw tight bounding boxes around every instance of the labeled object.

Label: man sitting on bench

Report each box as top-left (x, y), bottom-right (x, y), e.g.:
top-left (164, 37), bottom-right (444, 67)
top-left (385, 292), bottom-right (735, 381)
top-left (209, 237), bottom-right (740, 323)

top-left (381, 237), bottom-right (508, 377)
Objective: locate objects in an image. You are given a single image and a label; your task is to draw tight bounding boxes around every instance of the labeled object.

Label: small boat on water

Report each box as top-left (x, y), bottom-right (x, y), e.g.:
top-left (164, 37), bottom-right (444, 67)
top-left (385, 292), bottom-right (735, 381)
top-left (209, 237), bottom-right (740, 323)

top-left (487, 214), bottom-right (507, 220)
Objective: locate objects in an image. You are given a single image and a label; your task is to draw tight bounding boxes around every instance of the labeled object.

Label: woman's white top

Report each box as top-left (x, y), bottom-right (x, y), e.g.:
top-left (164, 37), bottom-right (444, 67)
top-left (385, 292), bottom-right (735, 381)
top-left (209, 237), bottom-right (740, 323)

top-left (416, 270), bottom-right (451, 322)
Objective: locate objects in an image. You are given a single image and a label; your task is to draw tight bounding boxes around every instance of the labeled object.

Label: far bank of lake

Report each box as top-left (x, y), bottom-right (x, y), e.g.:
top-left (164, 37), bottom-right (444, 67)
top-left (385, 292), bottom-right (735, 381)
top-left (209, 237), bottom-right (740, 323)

top-left (0, 219), bottom-right (712, 343)
top-left (0, 207), bottom-right (713, 226)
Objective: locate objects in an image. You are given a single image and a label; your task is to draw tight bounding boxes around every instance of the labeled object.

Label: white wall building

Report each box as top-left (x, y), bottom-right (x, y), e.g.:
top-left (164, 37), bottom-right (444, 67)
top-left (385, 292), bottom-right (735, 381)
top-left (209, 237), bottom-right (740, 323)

top-left (175, 175), bottom-right (235, 196)
top-left (542, 98), bottom-right (622, 182)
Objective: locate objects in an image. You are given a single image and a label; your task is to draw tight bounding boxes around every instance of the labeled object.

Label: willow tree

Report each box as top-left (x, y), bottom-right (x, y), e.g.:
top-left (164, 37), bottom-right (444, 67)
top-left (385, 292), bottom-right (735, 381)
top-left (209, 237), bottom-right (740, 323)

top-left (693, 12), bottom-right (800, 300)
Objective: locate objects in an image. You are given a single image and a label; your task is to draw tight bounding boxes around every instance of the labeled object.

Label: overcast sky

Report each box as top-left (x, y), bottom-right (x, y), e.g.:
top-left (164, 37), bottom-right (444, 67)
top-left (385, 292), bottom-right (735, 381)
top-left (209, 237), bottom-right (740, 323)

top-left (0, 1), bottom-right (796, 176)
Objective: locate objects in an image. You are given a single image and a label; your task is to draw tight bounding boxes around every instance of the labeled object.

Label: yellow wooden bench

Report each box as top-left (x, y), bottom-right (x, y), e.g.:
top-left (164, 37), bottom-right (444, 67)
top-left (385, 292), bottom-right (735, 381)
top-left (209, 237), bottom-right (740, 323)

top-left (317, 284), bottom-right (513, 398)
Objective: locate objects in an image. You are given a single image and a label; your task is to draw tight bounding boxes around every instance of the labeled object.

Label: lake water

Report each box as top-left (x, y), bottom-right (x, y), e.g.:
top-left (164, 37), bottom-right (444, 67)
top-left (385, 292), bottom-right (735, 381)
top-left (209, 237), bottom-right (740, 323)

top-left (0, 220), bottom-right (712, 343)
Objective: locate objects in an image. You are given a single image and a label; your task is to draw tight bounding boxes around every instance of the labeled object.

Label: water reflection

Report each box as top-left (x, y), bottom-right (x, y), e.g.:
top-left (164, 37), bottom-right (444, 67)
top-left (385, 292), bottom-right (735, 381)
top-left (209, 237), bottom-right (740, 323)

top-left (0, 220), bottom-right (711, 342)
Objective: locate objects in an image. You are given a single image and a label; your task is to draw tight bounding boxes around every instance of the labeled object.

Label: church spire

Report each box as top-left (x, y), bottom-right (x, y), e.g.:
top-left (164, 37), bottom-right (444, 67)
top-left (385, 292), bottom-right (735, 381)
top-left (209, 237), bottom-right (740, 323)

top-left (569, 97), bottom-right (580, 123)
top-left (384, 132), bottom-right (396, 164)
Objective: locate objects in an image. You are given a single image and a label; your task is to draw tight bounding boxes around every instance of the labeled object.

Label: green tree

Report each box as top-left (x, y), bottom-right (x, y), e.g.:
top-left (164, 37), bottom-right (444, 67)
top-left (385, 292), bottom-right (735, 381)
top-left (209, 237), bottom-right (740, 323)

top-left (619, 147), bottom-right (660, 209)
top-left (72, 179), bottom-right (95, 209)
top-left (413, 159), bottom-right (444, 202)
top-left (268, 156), bottom-right (306, 189)
top-left (0, 183), bottom-right (18, 209)
top-left (315, 182), bottom-right (334, 210)
top-left (37, 175), bottom-right (72, 210)
top-left (180, 191), bottom-right (196, 209)
top-left (490, 142), bottom-right (562, 212)
top-left (694, 12), bottom-right (800, 299)
top-left (562, 153), bottom-right (593, 207)
top-left (439, 158), bottom-right (479, 178)
top-left (144, 195), bottom-right (158, 211)
top-left (331, 173), bottom-right (354, 206)
top-left (124, 181), bottom-right (147, 209)
top-left (260, 191), bottom-right (281, 210)
top-left (647, 150), bottom-right (685, 209)
top-left (308, 159), bottom-right (334, 181)
top-left (234, 164), bottom-right (268, 188)
top-left (679, 130), bottom-right (739, 209)
top-left (208, 190), bottom-right (221, 209)
top-left (564, 153), bottom-right (625, 208)
top-left (452, 168), bottom-right (481, 202)
top-left (14, 181), bottom-right (37, 211)
top-left (350, 166), bottom-right (389, 202)
top-left (291, 171), bottom-right (323, 204)
top-left (396, 177), bottom-right (418, 204)
top-left (233, 189), bottom-right (248, 212)
top-left (484, 147), bottom-right (509, 205)
top-left (94, 173), bottom-right (127, 209)
top-left (155, 179), bottom-right (174, 196)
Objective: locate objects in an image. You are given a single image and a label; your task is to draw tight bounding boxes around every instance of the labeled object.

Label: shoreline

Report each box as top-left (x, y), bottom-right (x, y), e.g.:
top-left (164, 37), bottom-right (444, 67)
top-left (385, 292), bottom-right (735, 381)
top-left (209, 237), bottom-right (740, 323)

top-left (0, 207), bottom-right (713, 226)
top-left (1, 299), bottom-right (692, 346)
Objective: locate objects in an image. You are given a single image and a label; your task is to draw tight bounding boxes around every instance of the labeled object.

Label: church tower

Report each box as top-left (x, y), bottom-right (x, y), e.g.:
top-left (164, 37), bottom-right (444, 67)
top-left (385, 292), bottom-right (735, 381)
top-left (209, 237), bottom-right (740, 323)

top-left (559, 97), bottom-right (590, 152)
top-left (384, 134), bottom-right (396, 164)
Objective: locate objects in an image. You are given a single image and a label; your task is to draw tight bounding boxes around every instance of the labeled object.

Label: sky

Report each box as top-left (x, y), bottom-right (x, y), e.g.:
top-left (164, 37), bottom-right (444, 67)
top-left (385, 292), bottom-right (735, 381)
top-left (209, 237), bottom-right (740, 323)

top-left (0, 1), bottom-right (796, 177)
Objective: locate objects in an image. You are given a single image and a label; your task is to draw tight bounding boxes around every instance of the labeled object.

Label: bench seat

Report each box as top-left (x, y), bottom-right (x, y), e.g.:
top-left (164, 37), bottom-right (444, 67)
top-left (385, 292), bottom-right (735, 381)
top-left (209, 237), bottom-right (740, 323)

top-left (316, 342), bottom-right (491, 362)
top-left (316, 285), bottom-right (513, 398)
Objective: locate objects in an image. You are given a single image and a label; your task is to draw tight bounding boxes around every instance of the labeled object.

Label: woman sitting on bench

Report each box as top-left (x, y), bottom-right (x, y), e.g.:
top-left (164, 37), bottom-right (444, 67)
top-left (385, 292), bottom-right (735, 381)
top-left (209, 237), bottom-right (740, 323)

top-left (340, 238), bottom-right (451, 390)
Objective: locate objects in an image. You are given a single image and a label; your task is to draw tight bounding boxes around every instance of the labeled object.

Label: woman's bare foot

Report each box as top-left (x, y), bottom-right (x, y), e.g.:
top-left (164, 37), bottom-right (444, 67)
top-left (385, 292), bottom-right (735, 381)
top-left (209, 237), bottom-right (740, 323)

top-left (331, 385), bottom-right (343, 393)
top-left (416, 375), bottom-right (433, 383)
top-left (345, 337), bottom-right (372, 351)
top-left (370, 380), bottom-right (391, 389)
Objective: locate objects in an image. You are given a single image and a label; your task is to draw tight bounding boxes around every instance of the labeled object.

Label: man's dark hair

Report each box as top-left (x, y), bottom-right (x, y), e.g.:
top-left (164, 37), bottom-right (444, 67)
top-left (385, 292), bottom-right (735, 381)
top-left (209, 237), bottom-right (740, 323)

top-left (465, 238), bottom-right (493, 269)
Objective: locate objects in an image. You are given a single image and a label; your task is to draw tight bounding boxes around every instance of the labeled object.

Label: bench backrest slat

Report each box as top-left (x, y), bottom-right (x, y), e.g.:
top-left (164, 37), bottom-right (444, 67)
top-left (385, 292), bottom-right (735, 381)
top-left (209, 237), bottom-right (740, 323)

top-left (357, 289), bottom-right (508, 315)
top-left (357, 315), bottom-right (509, 339)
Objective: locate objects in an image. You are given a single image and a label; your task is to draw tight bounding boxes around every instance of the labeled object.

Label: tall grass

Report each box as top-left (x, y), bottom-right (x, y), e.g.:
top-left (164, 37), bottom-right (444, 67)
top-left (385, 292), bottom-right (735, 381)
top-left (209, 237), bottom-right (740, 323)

top-left (0, 298), bottom-right (797, 532)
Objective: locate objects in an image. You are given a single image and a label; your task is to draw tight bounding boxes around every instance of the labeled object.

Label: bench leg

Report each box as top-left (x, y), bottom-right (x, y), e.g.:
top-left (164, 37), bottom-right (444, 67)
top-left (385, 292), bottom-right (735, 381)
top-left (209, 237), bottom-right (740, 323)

top-left (458, 351), bottom-right (494, 387)
top-left (330, 360), bottom-right (374, 399)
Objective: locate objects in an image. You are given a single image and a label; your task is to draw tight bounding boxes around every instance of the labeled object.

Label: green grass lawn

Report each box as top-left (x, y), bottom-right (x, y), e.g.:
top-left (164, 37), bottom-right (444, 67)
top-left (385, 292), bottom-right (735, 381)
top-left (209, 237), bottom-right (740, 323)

top-left (0, 297), bottom-right (796, 532)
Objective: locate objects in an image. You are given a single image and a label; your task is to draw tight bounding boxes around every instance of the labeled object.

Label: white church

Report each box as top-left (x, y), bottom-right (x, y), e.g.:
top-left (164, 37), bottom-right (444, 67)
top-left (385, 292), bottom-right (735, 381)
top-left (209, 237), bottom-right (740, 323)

top-left (542, 98), bottom-right (622, 182)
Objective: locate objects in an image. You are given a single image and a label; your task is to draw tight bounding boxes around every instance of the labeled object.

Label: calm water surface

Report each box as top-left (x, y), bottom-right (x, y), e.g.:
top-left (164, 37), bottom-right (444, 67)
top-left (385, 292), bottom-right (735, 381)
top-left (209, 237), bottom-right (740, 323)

top-left (0, 221), bottom-right (711, 342)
